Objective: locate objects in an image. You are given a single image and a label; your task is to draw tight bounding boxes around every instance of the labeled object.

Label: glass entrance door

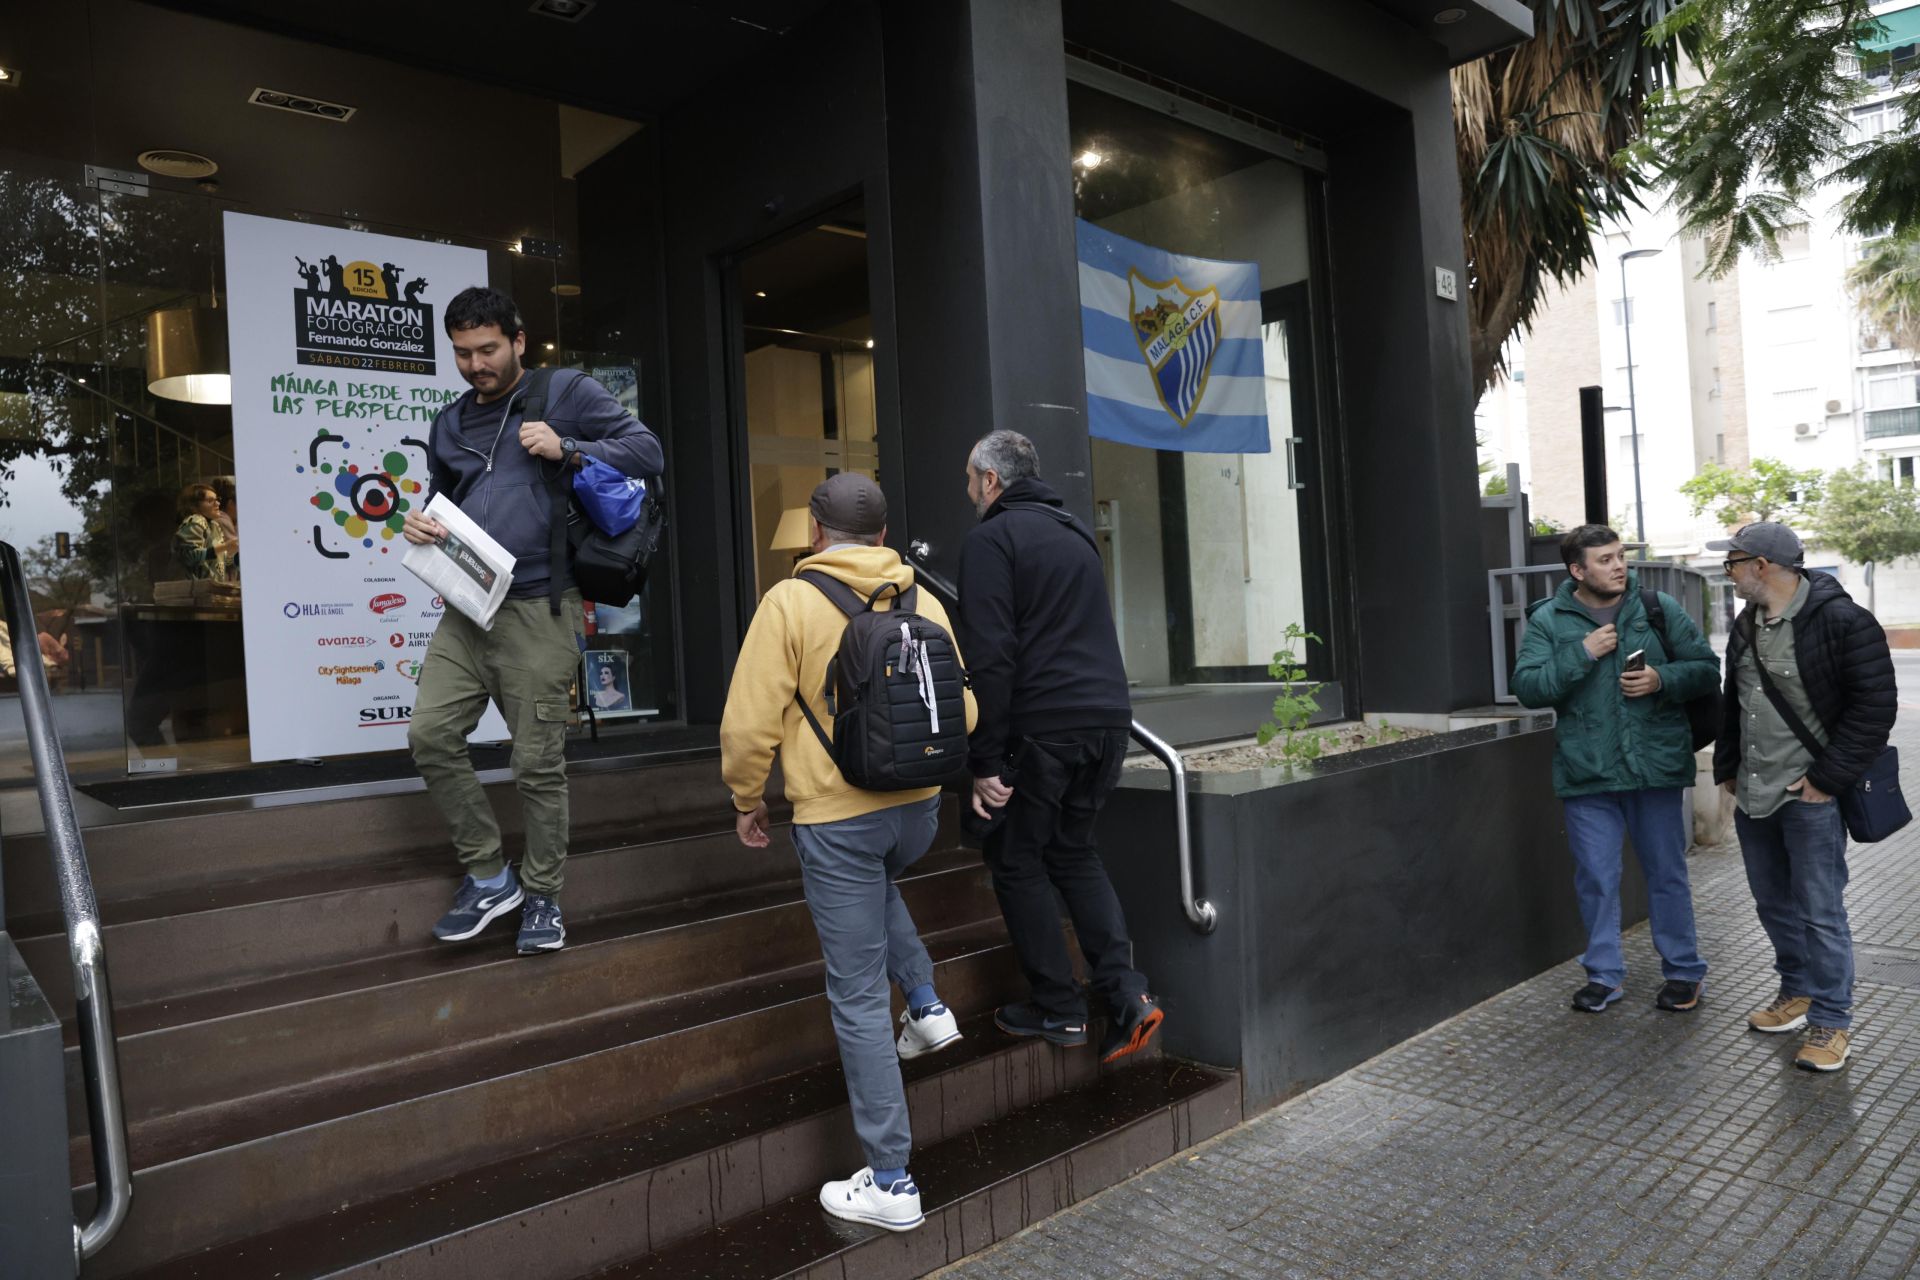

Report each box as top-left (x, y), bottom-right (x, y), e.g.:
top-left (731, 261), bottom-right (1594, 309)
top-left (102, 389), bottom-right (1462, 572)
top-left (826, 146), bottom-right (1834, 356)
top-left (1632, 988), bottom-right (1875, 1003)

top-left (733, 206), bottom-right (877, 601)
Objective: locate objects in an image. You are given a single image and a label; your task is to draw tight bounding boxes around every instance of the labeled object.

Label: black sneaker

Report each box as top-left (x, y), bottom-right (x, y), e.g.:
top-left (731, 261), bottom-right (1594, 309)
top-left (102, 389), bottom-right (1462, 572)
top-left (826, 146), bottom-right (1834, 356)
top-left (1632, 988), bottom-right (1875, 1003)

top-left (1100, 993), bottom-right (1166, 1064)
top-left (516, 894), bottom-right (566, 954)
top-left (993, 1002), bottom-right (1088, 1047)
top-left (1571, 981), bottom-right (1623, 1013)
top-left (1655, 979), bottom-right (1704, 1012)
top-left (431, 870), bottom-right (524, 942)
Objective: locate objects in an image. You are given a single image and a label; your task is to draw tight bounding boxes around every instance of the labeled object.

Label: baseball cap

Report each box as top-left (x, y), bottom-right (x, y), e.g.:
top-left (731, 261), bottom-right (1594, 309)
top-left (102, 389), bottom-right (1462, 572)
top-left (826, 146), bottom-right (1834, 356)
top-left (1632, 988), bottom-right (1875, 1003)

top-left (1707, 521), bottom-right (1803, 566)
top-left (809, 472), bottom-right (887, 536)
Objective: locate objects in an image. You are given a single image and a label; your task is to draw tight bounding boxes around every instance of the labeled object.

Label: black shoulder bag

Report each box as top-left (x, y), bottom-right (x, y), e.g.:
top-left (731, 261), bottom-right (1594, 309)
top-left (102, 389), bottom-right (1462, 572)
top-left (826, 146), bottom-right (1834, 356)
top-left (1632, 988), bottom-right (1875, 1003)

top-left (1744, 615), bottom-right (1910, 843)
top-left (1640, 589), bottom-right (1719, 753)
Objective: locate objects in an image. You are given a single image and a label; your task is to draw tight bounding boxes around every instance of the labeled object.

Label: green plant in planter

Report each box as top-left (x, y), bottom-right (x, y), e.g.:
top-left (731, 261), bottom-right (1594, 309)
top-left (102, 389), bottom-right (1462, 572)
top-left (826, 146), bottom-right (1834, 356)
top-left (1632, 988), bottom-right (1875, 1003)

top-left (1257, 623), bottom-right (1327, 767)
top-left (1365, 718), bottom-right (1404, 747)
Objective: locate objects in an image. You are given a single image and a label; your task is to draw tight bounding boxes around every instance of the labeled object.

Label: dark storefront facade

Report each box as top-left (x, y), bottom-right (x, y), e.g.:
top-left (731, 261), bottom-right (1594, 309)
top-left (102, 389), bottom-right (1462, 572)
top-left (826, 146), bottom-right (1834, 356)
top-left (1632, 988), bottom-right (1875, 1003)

top-left (0, 2), bottom-right (1531, 1274)
top-left (0, 0), bottom-right (1523, 790)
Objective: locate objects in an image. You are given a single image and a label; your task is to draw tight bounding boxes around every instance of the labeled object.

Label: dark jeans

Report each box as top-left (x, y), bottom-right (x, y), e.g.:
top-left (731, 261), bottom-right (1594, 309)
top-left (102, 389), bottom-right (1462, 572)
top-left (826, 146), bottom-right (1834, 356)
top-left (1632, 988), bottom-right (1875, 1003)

top-left (1735, 798), bottom-right (1854, 1029)
top-left (983, 726), bottom-right (1147, 1020)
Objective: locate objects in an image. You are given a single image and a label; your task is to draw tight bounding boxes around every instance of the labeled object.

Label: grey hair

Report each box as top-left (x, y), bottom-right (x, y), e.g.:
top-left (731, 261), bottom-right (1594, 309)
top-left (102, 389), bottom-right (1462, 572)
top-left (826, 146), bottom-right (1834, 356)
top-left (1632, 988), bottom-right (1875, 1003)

top-left (816, 523), bottom-right (884, 547)
top-left (968, 430), bottom-right (1040, 483)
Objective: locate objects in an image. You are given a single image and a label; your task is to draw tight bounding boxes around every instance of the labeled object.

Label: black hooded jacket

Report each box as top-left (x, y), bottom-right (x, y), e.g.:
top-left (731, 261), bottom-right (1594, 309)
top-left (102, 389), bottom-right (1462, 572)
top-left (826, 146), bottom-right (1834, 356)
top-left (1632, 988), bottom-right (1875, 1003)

top-left (1713, 571), bottom-right (1896, 796)
top-left (955, 477), bottom-right (1131, 777)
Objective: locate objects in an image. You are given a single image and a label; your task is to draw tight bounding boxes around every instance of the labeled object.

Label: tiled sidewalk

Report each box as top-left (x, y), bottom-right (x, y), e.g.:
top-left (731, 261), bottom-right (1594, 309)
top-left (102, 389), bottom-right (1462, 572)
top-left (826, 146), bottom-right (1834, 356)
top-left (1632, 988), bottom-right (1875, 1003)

top-left (942, 699), bottom-right (1920, 1279)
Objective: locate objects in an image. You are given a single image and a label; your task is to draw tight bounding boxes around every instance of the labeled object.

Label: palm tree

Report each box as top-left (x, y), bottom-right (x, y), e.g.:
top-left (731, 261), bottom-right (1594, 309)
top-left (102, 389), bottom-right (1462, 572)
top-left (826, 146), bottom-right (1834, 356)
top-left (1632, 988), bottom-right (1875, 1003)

top-left (1451, 2), bottom-right (1692, 399)
top-left (1849, 230), bottom-right (1920, 356)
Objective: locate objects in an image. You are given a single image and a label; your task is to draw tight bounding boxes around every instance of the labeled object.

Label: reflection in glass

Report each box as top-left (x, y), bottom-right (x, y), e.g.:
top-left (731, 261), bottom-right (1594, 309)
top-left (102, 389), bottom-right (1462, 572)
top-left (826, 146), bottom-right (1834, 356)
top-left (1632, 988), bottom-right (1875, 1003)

top-left (737, 209), bottom-right (877, 600)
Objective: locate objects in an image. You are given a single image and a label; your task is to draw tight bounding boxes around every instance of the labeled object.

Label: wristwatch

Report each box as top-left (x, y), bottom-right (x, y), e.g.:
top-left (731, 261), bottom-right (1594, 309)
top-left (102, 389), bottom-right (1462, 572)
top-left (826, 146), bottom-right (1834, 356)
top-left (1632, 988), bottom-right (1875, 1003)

top-left (561, 436), bottom-right (579, 466)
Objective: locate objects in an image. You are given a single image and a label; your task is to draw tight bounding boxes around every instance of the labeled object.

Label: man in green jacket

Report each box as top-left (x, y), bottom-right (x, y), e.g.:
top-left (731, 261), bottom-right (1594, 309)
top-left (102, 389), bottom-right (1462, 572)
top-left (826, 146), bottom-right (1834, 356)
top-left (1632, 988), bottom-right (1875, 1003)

top-left (1513, 525), bottom-right (1721, 1014)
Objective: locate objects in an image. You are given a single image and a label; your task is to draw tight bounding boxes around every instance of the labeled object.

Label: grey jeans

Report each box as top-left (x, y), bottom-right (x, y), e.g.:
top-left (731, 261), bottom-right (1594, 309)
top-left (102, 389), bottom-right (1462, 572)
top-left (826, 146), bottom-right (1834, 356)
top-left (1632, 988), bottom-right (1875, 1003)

top-left (790, 796), bottom-right (941, 1171)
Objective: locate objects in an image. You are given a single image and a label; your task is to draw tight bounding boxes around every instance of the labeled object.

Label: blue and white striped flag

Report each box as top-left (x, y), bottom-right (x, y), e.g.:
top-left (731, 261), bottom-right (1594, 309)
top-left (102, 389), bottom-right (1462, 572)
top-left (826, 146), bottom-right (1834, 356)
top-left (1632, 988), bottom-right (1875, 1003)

top-left (1076, 219), bottom-right (1269, 454)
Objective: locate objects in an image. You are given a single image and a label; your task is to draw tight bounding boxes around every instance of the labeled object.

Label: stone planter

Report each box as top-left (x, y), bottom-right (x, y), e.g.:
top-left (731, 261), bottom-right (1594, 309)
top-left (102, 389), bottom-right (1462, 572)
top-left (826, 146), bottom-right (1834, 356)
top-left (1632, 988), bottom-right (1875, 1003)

top-left (1100, 714), bottom-right (1650, 1114)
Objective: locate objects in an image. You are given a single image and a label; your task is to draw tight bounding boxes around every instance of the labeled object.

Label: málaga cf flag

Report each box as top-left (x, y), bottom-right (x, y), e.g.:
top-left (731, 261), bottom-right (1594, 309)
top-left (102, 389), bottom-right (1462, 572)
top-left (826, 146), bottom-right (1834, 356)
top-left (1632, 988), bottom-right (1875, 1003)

top-left (1076, 220), bottom-right (1269, 453)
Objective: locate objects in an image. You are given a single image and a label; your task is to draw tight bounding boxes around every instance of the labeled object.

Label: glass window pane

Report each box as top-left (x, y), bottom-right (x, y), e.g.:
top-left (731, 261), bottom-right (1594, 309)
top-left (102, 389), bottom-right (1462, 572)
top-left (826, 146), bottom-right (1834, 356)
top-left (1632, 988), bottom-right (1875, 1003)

top-left (1071, 82), bottom-right (1332, 686)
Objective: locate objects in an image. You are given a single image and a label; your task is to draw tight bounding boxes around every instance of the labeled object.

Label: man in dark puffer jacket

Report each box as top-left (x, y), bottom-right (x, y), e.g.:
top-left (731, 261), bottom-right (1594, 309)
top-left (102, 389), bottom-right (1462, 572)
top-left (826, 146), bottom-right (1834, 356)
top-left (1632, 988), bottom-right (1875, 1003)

top-left (1712, 522), bottom-right (1896, 1072)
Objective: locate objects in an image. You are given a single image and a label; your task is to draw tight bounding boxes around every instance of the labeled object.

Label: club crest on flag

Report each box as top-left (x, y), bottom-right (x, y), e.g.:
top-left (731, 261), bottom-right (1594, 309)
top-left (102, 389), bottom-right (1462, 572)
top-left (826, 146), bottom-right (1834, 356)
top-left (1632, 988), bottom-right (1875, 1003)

top-left (1128, 271), bottom-right (1221, 428)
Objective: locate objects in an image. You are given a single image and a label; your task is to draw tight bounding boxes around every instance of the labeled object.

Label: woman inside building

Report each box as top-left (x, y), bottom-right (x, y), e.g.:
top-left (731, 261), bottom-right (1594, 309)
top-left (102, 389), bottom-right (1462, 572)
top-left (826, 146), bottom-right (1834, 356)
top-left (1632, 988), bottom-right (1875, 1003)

top-left (173, 482), bottom-right (236, 582)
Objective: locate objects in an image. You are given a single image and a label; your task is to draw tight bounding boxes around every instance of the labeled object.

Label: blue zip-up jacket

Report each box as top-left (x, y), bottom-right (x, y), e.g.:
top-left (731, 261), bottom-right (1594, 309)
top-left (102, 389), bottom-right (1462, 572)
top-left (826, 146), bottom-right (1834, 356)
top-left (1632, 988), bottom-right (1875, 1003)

top-left (424, 368), bottom-right (663, 595)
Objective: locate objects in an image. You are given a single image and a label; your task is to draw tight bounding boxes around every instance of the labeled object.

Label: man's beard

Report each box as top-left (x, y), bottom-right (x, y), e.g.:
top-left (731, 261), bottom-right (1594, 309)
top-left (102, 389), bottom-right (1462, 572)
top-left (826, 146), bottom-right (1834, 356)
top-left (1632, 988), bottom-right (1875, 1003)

top-left (1581, 579), bottom-right (1626, 602)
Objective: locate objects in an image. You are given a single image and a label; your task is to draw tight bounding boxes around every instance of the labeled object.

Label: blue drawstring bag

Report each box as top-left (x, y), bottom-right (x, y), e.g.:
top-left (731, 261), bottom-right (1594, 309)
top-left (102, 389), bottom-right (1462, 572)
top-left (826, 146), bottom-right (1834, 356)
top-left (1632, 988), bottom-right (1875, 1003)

top-left (572, 456), bottom-right (646, 536)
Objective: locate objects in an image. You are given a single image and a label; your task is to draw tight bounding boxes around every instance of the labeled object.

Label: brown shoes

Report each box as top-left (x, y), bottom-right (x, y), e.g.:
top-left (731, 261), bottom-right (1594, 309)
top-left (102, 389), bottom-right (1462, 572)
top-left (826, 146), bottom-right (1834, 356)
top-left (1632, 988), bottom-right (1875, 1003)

top-left (1794, 1026), bottom-right (1851, 1072)
top-left (1747, 994), bottom-right (1812, 1034)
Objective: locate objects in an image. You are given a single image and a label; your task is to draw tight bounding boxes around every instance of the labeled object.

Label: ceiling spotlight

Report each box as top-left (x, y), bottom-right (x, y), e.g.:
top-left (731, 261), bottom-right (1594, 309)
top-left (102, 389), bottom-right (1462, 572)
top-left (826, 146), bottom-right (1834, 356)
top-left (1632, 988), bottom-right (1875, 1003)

top-left (1075, 149), bottom-right (1104, 169)
top-left (543, 342), bottom-right (555, 351)
top-left (76, 377), bottom-right (87, 384)
top-left (530, 0), bottom-right (596, 19)
top-left (865, 339), bottom-right (874, 349)
top-left (0, 66), bottom-right (20, 87)
top-left (754, 290), bottom-right (768, 298)
top-left (1434, 7), bottom-right (1468, 22)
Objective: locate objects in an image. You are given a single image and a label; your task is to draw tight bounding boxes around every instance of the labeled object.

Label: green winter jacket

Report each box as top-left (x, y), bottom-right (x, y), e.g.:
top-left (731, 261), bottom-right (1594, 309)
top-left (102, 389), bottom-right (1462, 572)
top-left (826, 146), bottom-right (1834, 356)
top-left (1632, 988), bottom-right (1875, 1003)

top-left (1511, 572), bottom-right (1720, 798)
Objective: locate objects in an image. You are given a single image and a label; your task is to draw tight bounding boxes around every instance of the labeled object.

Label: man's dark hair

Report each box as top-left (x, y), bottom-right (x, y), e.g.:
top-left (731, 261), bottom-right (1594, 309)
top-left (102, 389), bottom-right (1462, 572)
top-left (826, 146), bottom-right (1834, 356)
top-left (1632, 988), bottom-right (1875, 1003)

top-left (443, 286), bottom-right (524, 338)
top-left (1560, 524), bottom-right (1622, 570)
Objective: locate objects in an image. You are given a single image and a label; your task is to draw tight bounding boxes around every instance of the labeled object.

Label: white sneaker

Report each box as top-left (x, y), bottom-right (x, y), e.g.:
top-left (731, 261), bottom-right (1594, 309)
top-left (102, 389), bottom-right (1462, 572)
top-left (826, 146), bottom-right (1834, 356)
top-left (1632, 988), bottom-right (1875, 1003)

top-left (819, 1167), bottom-right (924, 1231)
top-left (896, 1003), bottom-right (962, 1060)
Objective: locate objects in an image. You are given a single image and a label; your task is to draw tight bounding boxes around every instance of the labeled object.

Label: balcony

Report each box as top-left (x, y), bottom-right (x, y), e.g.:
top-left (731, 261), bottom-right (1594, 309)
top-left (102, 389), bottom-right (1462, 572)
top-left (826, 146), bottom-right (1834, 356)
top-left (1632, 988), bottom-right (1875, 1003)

top-left (1865, 405), bottom-right (1920, 439)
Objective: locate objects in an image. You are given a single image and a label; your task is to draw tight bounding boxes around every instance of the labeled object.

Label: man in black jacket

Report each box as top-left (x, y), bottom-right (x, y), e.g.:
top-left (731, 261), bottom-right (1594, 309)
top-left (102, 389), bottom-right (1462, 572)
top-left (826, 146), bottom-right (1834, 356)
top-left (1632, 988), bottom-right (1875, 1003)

top-left (1713, 522), bottom-right (1896, 1071)
top-left (957, 429), bottom-right (1163, 1064)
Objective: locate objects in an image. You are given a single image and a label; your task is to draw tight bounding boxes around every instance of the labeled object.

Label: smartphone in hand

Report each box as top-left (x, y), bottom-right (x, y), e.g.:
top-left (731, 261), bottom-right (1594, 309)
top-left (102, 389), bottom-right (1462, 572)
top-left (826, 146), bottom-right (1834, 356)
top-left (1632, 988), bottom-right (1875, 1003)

top-left (1623, 649), bottom-right (1647, 672)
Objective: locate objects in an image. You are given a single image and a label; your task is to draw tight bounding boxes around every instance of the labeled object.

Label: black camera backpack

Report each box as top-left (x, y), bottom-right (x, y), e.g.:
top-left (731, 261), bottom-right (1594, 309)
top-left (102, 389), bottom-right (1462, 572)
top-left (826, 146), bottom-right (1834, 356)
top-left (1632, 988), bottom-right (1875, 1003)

top-left (794, 572), bottom-right (970, 791)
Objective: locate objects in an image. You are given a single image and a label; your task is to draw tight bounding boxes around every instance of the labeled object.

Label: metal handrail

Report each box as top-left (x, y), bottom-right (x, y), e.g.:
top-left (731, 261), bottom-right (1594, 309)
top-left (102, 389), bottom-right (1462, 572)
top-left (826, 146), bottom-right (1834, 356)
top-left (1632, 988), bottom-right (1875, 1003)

top-left (906, 541), bottom-right (1217, 935)
top-left (1, 540), bottom-right (132, 1265)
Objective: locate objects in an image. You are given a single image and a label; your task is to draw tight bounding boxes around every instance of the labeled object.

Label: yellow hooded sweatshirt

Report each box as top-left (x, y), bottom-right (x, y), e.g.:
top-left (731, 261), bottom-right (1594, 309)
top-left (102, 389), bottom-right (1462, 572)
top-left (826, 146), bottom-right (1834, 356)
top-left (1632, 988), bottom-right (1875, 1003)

top-left (720, 544), bottom-right (977, 826)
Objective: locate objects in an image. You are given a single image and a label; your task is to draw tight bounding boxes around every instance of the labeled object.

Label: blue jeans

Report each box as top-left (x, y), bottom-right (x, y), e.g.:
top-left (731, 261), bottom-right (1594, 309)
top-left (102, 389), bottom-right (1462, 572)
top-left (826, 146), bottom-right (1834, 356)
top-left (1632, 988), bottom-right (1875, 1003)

top-left (1562, 789), bottom-right (1707, 988)
top-left (790, 796), bottom-right (942, 1171)
top-left (1734, 799), bottom-right (1853, 1029)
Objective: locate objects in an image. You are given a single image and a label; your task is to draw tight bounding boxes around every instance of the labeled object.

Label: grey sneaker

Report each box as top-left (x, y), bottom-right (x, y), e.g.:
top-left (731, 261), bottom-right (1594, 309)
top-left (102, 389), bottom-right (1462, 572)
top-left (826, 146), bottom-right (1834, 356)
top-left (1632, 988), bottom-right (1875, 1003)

top-left (432, 871), bottom-right (524, 942)
top-left (516, 894), bottom-right (566, 954)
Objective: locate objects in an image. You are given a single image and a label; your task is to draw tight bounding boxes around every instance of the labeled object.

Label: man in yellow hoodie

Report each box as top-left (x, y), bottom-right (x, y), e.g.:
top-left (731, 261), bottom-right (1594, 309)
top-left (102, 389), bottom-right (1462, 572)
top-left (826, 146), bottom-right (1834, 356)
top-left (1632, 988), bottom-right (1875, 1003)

top-left (721, 473), bottom-right (975, 1234)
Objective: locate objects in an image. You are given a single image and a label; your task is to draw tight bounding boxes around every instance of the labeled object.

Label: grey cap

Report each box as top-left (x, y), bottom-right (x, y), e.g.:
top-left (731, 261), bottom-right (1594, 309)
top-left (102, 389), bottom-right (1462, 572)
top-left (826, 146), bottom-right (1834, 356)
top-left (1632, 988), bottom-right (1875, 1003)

top-left (1707, 521), bottom-right (1804, 566)
top-left (809, 472), bottom-right (887, 535)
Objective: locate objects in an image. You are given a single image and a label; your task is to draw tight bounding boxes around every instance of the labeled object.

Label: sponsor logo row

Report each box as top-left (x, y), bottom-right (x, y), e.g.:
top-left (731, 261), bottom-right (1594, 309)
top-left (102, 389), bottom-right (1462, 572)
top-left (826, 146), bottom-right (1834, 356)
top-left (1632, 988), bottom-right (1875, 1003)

top-left (283, 593), bottom-right (443, 620)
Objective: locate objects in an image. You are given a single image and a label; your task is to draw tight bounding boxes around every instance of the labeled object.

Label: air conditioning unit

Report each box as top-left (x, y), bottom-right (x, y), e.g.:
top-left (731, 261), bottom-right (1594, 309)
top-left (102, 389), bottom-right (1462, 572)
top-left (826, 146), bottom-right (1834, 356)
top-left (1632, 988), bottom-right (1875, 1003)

top-left (1826, 398), bottom-right (1846, 415)
top-left (1794, 421), bottom-right (1826, 439)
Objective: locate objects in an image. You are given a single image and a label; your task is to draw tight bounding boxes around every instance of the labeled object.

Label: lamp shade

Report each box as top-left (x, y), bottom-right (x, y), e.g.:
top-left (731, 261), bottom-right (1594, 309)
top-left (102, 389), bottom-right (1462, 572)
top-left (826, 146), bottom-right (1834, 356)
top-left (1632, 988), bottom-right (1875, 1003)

top-left (146, 305), bottom-right (232, 404)
top-left (770, 506), bottom-right (813, 551)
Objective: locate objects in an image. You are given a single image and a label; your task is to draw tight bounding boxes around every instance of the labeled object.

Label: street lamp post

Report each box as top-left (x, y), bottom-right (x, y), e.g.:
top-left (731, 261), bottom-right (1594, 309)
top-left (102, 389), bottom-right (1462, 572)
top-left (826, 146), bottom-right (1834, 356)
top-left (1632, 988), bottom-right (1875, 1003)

top-left (1618, 247), bottom-right (1662, 554)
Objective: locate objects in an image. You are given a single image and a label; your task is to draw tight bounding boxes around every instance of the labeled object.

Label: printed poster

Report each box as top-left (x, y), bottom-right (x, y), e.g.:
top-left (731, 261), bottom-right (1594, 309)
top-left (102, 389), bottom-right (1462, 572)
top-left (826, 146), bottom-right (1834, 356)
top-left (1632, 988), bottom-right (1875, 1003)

top-left (224, 211), bottom-right (510, 760)
top-left (1076, 219), bottom-right (1270, 453)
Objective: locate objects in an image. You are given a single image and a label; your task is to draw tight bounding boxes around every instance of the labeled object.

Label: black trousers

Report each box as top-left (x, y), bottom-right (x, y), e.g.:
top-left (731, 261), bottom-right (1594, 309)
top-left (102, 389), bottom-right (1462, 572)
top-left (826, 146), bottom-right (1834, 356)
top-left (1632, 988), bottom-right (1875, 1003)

top-left (983, 726), bottom-right (1147, 1019)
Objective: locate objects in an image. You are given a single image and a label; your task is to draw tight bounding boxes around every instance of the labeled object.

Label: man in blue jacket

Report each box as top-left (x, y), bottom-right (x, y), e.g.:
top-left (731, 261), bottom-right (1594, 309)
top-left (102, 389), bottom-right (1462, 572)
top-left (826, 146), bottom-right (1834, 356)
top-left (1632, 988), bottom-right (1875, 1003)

top-left (1513, 525), bottom-right (1721, 1014)
top-left (401, 287), bottom-right (662, 955)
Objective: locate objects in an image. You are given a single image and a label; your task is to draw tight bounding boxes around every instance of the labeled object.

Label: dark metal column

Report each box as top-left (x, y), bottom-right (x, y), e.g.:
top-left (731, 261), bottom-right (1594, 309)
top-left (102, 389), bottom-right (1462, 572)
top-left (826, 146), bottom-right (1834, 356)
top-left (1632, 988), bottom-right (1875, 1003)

top-left (1, 938), bottom-right (78, 1277)
top-left (1580, 384), bottom-right (1610, 526)
top-left (884, 0), bottom-right (1090, 575)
